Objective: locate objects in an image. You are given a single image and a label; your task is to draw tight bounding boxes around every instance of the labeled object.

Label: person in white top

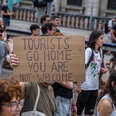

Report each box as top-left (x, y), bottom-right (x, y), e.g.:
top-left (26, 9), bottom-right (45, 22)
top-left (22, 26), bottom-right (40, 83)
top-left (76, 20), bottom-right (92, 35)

top-left (76, 31), bottom-right (107, 116)
top-left (108, 16), bottom-right (116, 30)
top-left (97, 70), bottom-right (116, 116)
top-left (107, 16), bottom-right (116, 40)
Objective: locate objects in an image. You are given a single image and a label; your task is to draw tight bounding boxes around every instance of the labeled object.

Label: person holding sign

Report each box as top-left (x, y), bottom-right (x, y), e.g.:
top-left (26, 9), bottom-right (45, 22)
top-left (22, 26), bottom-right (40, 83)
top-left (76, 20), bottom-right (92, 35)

top-left (97, 70), bottom-right (116, 116)
top-left (10, 53), bottom-right (56, 116)
top-left (9, 23), bottom-right (58, 115)
top-left (10, 23), bottom-right (58, 115)
top-left (76, 31), bottom-right (107, 116)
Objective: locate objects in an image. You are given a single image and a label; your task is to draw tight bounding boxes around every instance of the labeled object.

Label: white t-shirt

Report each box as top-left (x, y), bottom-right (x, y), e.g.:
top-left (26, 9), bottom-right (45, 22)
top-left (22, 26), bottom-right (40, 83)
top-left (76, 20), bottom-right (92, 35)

top-left (40, 26), bottom-right (43, 36)
top-left (108, 19), bottom-right (113, 28)
top-left (81, 48), bottom-right (102, 90)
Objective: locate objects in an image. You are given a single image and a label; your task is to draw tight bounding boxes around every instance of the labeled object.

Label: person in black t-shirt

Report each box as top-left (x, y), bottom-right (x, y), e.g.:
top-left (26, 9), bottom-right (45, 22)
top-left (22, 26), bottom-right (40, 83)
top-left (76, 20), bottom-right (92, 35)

top-left (52, 82), bottom-right (73, 116)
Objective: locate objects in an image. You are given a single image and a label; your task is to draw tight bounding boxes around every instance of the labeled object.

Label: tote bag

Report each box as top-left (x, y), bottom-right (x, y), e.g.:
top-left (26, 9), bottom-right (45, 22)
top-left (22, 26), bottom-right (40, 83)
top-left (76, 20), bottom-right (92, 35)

top-left (21, 84), bottom-right (46, 116)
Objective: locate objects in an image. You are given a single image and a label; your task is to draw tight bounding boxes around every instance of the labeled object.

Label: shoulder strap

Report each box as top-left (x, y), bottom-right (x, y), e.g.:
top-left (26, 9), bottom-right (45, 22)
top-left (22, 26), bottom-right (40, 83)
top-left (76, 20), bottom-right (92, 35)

top-left (86, 49), bottom-right (94, 69)
top-left (100, 48), bottom-right (104, 67)
top-left (99, 48), bottom-right (102, 58)
top-left (33, 83), bottom-right (40, 111)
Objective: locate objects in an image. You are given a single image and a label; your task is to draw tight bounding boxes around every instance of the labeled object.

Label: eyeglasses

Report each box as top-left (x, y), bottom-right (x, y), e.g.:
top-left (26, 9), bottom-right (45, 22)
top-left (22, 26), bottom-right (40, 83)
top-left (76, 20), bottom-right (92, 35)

top-left (2, 99), bottom-right (24, 112)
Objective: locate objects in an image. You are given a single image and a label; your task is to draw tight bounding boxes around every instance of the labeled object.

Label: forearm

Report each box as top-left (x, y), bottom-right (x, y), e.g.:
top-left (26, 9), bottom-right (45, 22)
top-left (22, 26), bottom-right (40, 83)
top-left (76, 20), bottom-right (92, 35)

top-left (19, 82), bottom-right (25, 93)
top-left (2, 12), bottom-right (9, 16)
top-left (111, 31), bottom-right (116, 41)
top-left (58, 82), bottom-right (73, 89)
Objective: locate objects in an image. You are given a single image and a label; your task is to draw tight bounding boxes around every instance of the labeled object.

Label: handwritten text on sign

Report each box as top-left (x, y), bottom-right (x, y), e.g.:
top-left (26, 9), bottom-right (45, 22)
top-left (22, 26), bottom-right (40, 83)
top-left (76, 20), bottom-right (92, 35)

top-left (13, 36), bottom-right (85, 82)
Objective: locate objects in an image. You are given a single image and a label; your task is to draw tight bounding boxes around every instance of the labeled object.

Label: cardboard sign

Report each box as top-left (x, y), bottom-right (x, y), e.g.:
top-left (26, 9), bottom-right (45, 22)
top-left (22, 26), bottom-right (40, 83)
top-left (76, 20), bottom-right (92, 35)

top-left (13, 36), bottom-right (85, 82)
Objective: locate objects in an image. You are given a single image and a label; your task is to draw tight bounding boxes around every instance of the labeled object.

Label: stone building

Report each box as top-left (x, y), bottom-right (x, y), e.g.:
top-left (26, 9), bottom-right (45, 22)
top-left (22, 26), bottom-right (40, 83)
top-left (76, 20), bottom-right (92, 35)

top-left (1, 0), bottom-right (116, 17)
top-left (53, 0), bottom-right (116, 17)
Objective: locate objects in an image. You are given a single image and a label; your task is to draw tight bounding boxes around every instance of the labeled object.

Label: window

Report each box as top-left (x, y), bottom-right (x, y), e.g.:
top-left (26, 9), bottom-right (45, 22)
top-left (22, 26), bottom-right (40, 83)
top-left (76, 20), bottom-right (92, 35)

top-left (67, 0), bottom-right (82, 6)
top-left (108, 0), bottom-right (116, 10)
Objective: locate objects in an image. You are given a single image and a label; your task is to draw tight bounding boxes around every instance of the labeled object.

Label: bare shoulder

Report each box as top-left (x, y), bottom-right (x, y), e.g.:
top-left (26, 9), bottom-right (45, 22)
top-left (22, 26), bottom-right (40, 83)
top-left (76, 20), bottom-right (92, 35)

top-left (98, 99), bottom-right (113, 116)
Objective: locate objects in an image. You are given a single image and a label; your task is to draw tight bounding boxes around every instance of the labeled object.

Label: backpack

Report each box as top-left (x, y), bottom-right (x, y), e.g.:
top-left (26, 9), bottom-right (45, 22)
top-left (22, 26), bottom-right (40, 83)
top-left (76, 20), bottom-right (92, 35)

top-left (85, 48), bottom-right (102, 69)
top-left (33, 0), bottom-right (47, 8)
top-left (104, 21), bottom-right (109, 34)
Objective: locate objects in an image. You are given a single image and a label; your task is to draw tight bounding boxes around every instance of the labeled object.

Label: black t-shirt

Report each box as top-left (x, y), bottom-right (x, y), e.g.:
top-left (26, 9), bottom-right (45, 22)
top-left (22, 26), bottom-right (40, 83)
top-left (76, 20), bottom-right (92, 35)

top-left (2, 6), bottom-right (10, 19)
top-left (52, 82), bottom-right (72, 99)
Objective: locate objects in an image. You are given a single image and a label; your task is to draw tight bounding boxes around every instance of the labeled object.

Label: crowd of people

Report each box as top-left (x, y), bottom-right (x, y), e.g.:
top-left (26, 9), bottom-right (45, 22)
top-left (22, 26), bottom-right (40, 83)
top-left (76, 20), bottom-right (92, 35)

top-left (0, 3), bottom-right (116, 116)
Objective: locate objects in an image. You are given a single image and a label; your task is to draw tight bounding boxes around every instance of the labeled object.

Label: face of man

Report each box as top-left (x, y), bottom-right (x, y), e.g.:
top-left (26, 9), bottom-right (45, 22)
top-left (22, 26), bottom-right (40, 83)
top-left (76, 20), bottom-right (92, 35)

top-left (54, 18), bottom-right (60, 26)
top-left (32, 28), bottom-right (40, 36)
top-left (44, 17), bottom-right (50, 25)
top-left (47, 26), bottom-right (56, 36)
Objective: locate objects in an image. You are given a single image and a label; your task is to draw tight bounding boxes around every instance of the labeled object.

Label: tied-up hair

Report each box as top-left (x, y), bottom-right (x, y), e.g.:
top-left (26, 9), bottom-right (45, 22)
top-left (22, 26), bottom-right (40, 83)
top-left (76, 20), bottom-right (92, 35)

top-left (87, 31), bottom-right (104, 50)
top-left (97, 70), bottom-right (116, 106)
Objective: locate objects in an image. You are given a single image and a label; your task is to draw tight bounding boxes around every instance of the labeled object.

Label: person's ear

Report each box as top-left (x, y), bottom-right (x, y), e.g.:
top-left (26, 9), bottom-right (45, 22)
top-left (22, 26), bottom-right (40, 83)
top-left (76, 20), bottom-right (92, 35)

top-left (111, 81), bottom-right (115, 87)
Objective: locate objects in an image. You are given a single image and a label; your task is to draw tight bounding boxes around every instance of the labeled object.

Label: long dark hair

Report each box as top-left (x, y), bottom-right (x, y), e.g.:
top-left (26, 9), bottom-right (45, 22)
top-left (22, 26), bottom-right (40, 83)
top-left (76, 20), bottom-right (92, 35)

top-left (97, 70), bottom-right (116, 106)
top-left (87, 31), bottom-right (104, 50)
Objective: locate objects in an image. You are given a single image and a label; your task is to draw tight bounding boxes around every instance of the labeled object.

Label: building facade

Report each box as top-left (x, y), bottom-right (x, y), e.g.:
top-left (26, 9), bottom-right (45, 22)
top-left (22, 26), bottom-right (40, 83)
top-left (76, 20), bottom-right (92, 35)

top-left (53, 0), bottom-right (116, 17)
top-left (1, 0), bottom-right (116, 17)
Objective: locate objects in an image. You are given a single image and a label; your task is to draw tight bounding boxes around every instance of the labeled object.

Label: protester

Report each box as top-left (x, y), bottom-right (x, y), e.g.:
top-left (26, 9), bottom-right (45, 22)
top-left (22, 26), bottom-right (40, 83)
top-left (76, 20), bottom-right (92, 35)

top-left (10, 23), bottom-right (57, 115)
top-left (108, 24), bottom-right (116, 73)
top-left (1, 1), bottom-right (13, 27)
top-left (52, 82), bottom-right (73, 116)
top-left (0, 19), bottom-right (7, 41)
top-left (41, 23), bottom-right (56, 35)
top-left (105, 16), bottom-right (116, 39)
top-left (50, 15), bottom-right (60, 32)
top-left (108, 16), bottom-right (116, 31)
top-left (30, 24), bottom-right (40, 36)
top-left (97, 70), bottom-right (116, 116)
top-left (0, 79), bottom-right (24, 116)
top-left (40, 15), bottom-right (50, 35)
top-left (76, 31), bottom-right (107, 116)
top-left (0, 19), bottom-right (10, 53)
top-left (0, 18), bottom-right (12, 72)
top-left (110, 24), bottom-right (116, 43)
top-left (0, 32), bottom-right (8, 76)
top-left (21, 82), bottom-right (56, 116)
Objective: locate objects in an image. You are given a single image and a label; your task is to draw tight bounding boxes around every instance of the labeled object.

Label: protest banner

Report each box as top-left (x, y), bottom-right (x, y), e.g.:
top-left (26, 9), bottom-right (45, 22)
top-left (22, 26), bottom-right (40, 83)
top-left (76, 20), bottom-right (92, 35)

top-left (13, 35), bottom-right (85, 82)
